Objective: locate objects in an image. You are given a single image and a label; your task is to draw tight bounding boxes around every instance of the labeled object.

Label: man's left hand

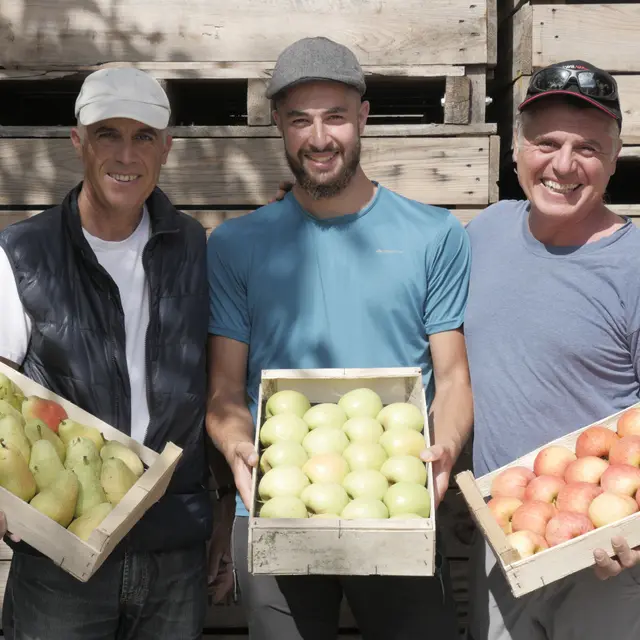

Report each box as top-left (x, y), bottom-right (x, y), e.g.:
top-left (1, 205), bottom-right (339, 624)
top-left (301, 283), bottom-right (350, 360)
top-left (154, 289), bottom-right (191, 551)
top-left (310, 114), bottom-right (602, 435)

top-left (420, 443), bottom-right (455, 509)
top-left (593, 536), bottom-right (640, 580)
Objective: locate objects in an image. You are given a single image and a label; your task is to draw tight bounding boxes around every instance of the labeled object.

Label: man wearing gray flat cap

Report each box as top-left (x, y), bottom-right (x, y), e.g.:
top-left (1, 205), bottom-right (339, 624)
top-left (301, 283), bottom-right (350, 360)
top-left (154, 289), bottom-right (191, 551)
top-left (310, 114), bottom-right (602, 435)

top-left (0, 67), bottom-right (211, 639)
top-left (206, 36), bottom-right (470, 639)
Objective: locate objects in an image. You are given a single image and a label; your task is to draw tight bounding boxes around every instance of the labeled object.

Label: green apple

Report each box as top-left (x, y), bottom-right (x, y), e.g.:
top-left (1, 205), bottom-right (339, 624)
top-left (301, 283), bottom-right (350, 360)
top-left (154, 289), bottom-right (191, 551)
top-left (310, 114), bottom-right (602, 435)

top-left (377, 402), bottom-right (424, 432)
top-left (266, 390), bottom-right (311, 419)
top-left (302, 453), bottom-right (350, 484)
top-left (383, 482), bottom-right (431, 518)
top-left (301, 483), bottom-right (350, 515)
top-left (258, 466), bottom-right (310, 500)
top-left (338, 388), bottom-right (383, 419)
top-left (343, 443), bottom-right (388, 471)
top-left (260, 414), bottom-right (309, 446)
top-left (303, 403), bottom-right (348, 430)
top-left (379, 429), bottom-right (425, 458)
top-left (260, 496), bottom-right (308, 518)
top-left (380, 455), bottom-right (427, 486)
top-left (259, 441), bottom-right (308, 473)
top-left (341, 497), bottom-right (389, 519)
top-left (342, 469), bottom-right (389, 501)
top-left (342, 417), bottom-right (384, 444)
top-left (302, 427), bottom-right (349, 456)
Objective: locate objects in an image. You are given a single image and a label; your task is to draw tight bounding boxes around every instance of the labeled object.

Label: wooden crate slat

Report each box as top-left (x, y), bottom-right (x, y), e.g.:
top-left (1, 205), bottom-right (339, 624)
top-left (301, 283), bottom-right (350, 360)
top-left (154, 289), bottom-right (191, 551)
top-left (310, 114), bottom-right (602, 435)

top-left (1, 1), bottom-right (490, 67)
top-left (0, 137), bottom-right (494, 207)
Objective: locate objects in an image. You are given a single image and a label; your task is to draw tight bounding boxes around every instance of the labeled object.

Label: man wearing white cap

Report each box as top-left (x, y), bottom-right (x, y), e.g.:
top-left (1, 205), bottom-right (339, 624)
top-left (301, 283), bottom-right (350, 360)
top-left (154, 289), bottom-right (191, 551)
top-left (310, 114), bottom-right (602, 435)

top-left (0, 67), bottom-right (211, 639)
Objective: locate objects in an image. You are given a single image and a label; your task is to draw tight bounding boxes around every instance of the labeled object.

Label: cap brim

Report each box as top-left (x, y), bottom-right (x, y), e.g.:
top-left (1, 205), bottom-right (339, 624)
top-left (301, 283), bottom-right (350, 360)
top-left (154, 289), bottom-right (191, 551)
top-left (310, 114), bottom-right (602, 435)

top-left (77, 98), bottom-right (170, 129)
top-left (518, 90), bottom-right (620, 121)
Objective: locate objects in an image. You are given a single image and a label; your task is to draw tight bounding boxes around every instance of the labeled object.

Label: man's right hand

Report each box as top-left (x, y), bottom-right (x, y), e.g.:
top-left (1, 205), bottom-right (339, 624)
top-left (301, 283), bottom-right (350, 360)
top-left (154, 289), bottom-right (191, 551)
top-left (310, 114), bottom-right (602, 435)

top-left (0, 511), bottom-right (20, 543)
top-left (268, 181), bottom-right (295, 203)
top-left (227, 441), bottom-right (259, 510)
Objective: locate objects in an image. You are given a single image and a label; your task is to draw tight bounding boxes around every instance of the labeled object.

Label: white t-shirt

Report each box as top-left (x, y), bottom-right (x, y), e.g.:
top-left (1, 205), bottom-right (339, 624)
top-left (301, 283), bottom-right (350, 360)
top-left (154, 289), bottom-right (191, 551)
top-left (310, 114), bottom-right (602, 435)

top-left (0, 208), bottom-right (152, 443)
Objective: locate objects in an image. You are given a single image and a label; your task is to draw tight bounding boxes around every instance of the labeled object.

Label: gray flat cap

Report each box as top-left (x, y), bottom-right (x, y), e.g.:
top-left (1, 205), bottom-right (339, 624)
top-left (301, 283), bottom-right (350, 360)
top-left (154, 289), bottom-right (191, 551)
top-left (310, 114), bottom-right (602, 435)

top-left (266, 37), bottom-right (366, 99)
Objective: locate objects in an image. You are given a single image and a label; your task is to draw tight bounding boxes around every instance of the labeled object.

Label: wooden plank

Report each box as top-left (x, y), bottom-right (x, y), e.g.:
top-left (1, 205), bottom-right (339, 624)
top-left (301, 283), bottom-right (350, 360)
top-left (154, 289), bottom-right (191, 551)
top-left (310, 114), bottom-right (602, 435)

top-left (486, 0), bottom-right (498, 67)
top-left (0, 542), bottom-right (12, 561)
top-left (0, 137), bottom-right (494, 207)
top-left (467, 66), bottom-right (488, 124)
top-left (0, 1), bottom-right (490, 67)
top-left (532, 5), bottom-right (640, 73)
top-left (444, 77), bottom-right (471, 125)
top-left (619, 146), bottom-right (640, 161)
top-left (0, 124), bottom-right (498, 138)
top-left (0, 63), bottom-right (467, 81)
top-left (512, 3), bottom-right (533, 79)
top-left (246, 80), bottom-right (272, 127)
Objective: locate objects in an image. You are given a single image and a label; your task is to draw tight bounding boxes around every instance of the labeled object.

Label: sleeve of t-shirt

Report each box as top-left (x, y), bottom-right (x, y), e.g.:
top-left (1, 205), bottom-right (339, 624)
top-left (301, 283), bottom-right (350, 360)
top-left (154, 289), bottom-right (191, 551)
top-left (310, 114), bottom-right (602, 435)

top-left (206, 224), bottom-right (251, 345)
top-left (423, 215), bottom-right (471, 335)
top-left (0, 247), bottom-right (32, 365)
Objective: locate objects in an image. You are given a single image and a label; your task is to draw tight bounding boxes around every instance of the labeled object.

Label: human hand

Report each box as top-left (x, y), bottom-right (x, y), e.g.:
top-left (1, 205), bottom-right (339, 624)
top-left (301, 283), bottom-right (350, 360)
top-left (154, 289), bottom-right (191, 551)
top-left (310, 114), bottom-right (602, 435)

top-left (593, 536), bottom-right (640, 580)
top-left (227, 441), bottom-right (259, 510)
top-left (268, 181), bottom-right (295, 203)
top-left (420, 443), bottom-right (455, 509)
top-left (0, 511), bottom-right (20, 543)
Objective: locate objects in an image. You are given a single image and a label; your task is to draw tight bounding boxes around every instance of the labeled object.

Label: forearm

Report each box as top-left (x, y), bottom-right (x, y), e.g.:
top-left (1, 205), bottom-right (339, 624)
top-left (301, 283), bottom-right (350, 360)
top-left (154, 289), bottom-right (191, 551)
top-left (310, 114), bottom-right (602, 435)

top-left (429, 375), bottom-right (473, 463)
top-left (205, 391), bottom-right (255, 462)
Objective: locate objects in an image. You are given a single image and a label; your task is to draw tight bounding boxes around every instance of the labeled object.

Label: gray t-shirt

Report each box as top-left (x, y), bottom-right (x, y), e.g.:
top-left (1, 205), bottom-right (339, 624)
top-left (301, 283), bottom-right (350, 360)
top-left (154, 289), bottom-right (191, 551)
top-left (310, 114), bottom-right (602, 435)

top-left (465, 200), bottom-right (640, 476)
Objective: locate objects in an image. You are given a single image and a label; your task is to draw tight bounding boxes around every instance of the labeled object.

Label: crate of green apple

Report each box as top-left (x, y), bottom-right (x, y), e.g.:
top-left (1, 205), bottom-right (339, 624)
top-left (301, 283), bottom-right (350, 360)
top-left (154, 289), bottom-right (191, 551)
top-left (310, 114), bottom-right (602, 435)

top-left (456, 401), bottom-right (640, 597)
top-left (0, 362), bottom-right (182, 582)
top-left (248, 368), bottom-right (436, 577)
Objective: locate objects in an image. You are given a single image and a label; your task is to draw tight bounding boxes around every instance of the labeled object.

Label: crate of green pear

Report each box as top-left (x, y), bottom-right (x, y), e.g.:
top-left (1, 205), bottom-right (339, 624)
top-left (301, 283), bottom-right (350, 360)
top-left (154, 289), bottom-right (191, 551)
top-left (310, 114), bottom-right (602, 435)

top-left (248, 368), bottom-right (436, 577)
top-left (0, 362), bottom-right (182, 582)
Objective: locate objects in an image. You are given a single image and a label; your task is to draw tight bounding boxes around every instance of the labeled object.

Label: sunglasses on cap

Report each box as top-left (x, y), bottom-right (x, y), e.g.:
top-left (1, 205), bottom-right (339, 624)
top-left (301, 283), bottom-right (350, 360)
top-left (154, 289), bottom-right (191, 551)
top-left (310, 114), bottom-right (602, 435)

top-left (529, 66), bottom-right (618, 101)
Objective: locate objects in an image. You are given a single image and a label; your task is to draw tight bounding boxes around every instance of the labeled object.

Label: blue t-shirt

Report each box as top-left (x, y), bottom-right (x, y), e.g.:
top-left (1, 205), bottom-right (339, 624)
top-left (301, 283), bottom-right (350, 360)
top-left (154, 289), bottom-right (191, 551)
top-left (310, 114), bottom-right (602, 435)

top-left (207, 184), bottom-right (470, 515)
top-left (465, 200), bottom-right (640, 477)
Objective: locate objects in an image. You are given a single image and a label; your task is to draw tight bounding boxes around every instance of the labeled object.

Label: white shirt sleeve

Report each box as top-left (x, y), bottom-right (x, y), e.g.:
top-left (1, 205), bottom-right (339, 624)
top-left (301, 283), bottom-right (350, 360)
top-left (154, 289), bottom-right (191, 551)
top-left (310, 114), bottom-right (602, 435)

top-left (0, 247), bottom-right (31, 366)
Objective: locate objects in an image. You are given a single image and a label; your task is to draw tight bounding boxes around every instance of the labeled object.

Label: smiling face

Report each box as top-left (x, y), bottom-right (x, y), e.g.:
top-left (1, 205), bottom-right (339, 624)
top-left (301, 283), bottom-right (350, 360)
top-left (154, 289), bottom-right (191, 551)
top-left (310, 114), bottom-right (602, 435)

top-left (273, 81), bottom-right (369, 199)
top-left (71, 117), bottom-right (172, 213)
top-left (514, 99), bottom-right (621, 223)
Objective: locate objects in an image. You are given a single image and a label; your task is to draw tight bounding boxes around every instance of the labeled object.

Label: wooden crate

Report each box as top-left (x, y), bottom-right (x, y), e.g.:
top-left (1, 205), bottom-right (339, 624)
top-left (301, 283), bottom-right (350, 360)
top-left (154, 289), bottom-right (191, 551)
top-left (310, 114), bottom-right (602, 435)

top-left (0, 362), bottom-right (182, 582)
top-left (455, 400), bottom-right (640, 599)
top-left (248, 368), bottom-right (436, 577)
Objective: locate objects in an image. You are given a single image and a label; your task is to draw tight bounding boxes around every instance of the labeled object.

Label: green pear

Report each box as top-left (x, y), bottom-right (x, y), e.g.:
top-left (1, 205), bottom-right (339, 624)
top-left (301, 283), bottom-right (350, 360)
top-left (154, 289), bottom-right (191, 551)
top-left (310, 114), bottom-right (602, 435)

top-left (100, 441), bottom-right (144, 478)
top-left (9, 389), bottom-right (25, 412)
top-left (0, 442), bottom-right (36, 501)
top-left (0, 415), bottom-right (31, 464)
top-left (0, 374), bottom-right (21, 406)
top-left (29, 439), bottom-right (65, 492)
top-left (24, 419), bottom-right (65, 463)
top-left (101, 458), bottom-right (137, 505)
top-left (29, 469), bottom-right (78, 527)
top-left (71, 456), bottom-right (107, 517)
top-left (67, 502), bottom-right (113, 542)
top-left (58, 420), bottom-right (105, 452)
top-left (0, 399), bottom-right (25, 427)
top-left (65, 437), bottom-right (101, 470)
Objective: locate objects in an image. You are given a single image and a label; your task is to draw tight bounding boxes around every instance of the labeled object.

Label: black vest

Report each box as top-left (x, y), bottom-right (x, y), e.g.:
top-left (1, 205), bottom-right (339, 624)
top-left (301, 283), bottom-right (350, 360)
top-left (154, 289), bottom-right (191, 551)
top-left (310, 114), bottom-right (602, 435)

top-left (0, 184), bottom-right (212, 554)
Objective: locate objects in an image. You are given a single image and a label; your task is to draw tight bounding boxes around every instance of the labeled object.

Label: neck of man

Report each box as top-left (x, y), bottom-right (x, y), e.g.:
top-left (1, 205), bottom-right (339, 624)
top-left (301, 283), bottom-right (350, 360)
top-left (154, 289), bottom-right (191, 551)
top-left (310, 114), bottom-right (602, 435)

top-left (528, 201), bottom-right (625, 247)
top-left (77, 182), bottom-right (145, 242)
top-left (292, 167), bottom-right (376, 220)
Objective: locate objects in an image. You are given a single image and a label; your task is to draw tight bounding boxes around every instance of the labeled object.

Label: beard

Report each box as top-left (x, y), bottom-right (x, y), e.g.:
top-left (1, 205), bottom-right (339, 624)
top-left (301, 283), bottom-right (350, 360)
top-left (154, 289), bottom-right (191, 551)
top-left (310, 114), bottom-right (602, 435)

top-left (285, 138), bottom-right (361, 200)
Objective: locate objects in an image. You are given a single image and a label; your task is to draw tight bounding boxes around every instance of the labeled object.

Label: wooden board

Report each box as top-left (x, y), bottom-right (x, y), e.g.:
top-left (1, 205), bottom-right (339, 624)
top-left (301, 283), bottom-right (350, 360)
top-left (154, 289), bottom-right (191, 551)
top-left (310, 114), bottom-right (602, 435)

top-left (456, 401), bottom-right (640, 598)
top-left (0, 0), bottom-right (490, 68)
top-left (531, 5), bottom-right (640, 74)
top-left (0, 137), bottom-right (495, 207)
top-left (249, 368), bottom-right (436, 577)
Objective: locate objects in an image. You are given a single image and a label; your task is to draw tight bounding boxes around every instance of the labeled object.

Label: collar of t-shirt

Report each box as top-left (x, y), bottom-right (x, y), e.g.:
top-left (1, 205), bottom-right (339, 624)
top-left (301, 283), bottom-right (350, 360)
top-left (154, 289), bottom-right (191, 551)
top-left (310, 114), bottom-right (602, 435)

top-left (82, 204), bottom-right (151, 251)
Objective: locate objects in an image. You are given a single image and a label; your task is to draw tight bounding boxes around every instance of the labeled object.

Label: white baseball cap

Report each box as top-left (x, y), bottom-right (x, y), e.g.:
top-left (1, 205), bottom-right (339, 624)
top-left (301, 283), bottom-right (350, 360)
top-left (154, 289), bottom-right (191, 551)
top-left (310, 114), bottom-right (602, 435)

top-left (75, 67), bottom-right (171, 130)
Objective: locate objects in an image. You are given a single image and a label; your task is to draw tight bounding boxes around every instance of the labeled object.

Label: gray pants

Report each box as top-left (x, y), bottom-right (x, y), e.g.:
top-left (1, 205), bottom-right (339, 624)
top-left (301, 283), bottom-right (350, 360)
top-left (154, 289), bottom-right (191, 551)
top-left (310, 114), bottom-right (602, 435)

top-left (232, 515), bottom-right (459, 640)
top-left (469, 534), bottom-right (640, 640)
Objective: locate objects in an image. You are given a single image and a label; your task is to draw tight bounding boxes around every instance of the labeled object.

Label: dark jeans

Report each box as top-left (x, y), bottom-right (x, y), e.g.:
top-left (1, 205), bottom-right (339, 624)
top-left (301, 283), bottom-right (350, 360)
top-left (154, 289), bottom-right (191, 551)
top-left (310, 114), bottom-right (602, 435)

top-left (2, 545), bottom-right (207, 640)
top-left (233, 516), bottom-right (459, 640)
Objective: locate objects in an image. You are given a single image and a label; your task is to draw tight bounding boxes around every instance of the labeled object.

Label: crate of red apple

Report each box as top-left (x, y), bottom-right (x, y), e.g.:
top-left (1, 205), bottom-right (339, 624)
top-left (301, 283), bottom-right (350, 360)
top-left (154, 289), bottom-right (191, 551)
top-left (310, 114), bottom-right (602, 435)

top-left (248, 368), bottom-right (436, 577)
top-left (455, 402), bottom-right (640, 596)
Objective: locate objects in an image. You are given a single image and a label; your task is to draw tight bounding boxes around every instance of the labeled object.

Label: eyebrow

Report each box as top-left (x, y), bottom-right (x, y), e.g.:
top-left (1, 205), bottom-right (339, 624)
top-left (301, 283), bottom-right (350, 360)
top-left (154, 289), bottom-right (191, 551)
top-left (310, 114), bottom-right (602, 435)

top-left (93, 126), bottom-right (158, 137)
top-left (285, 106), bottom-right (349, 117)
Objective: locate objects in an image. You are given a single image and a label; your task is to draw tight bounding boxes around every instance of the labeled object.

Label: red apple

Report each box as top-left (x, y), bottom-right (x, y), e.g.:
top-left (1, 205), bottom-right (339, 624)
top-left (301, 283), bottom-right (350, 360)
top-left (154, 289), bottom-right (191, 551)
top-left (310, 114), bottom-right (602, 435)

top-left (524, 475), bottom-right (565, 504)
top-left (555, 482), bottom-right (603, 516)
top-left (575, 425), bottom-right (619, 459)
top-left (609, 436), bottom-right (640, 468)
top-left (545, 512), bottom-right (594, 547)
top-left (506, 530), bottom-right (549, 559)
top-left (487, 496), bottom-right (523, 534)
top-left (588, 491), bottom-right (639, 528)
top-left (599, 464), bottom-right (640, 497)
top-left (21, 396), bottom-right (68, 434)
top-left (533, 446), bottom-right (577, 478)
top-left (617, 408), bottom-right (640, 438)
top-left (511, 501), bottom-right (557, 537)
top-left (564, 456), bottom-right (609, 485)
top-left (490, 466), bottom-right (536, 500)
